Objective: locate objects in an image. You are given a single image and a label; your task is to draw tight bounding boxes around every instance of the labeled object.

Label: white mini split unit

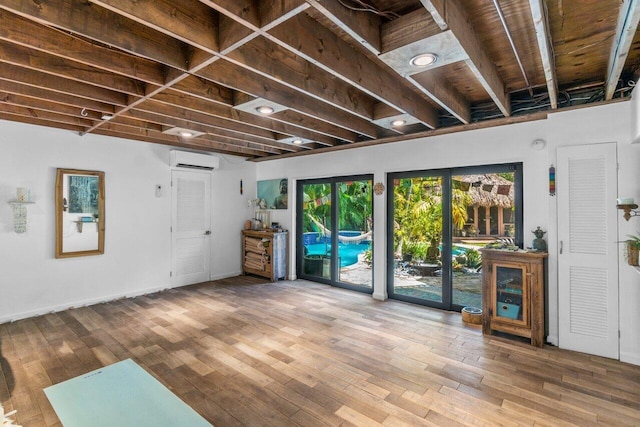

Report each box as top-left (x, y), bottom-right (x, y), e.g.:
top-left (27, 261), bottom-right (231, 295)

top-left (170, 150), bottom-right (220, 170)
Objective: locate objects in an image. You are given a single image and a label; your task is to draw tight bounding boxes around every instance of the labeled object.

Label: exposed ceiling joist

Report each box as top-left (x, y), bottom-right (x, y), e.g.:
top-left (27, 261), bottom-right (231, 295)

top-left (605, 0), bottom-right (640, 100)
top-left (0, 0), bottom-right (634, 159)
top-left (528, 0), bottom-right (558, 108)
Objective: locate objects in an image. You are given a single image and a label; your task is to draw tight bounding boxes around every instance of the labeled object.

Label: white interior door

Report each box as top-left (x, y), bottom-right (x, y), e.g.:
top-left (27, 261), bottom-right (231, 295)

top-left (171, 169), bottom-right (211, 287)
top-left (557, 143), bottom-right (618, 359)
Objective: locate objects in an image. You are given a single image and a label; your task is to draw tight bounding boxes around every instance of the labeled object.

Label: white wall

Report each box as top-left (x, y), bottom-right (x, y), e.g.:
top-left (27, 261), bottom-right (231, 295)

top-left (256, 100), bottom-right (640, 366)
top-left (0, 120), bottom-right (252, 323)
top-left (210, 155), bottom-right (257, 279)
top-left (0, 122), bottom-right (172, 321)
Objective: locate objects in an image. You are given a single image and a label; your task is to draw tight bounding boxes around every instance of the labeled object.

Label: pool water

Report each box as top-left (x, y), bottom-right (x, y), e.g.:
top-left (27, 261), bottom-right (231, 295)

top-left (305, 242), bottom-right (371, 267)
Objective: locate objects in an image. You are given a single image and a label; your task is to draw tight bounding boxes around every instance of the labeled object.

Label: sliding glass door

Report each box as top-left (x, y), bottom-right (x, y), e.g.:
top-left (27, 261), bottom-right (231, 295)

top-left (297, 175), bottom-right (373, 292)
top-left (388, 164), bottom-right (522, 311)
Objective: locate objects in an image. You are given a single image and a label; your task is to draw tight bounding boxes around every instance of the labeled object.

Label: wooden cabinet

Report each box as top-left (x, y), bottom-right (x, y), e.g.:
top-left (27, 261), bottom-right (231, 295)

top-left (480, 249), bottom-right (547, 347)
top-left (242, 230), bottom-right (288, 281)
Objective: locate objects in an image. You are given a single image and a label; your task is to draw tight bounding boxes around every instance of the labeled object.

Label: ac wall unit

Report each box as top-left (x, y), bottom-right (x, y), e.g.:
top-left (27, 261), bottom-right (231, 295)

top-left (170, 150), bottom-right (220, 170)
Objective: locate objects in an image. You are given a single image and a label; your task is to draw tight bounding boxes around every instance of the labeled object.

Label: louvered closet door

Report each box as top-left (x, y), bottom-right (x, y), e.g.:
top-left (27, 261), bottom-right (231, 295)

top-left (171, 169), bottom-right (211, 287)
top-left (557, 143), bottom-right (618, 359)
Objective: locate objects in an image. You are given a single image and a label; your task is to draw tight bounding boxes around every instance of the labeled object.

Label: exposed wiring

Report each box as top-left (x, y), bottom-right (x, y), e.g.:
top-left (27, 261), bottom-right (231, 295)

top-left (336, 0), bottom-right (400, 20)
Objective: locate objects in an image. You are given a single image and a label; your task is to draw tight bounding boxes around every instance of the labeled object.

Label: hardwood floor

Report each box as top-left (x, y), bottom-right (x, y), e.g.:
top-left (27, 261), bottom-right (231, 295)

top-left (1, 277), bottom-right (639, 426)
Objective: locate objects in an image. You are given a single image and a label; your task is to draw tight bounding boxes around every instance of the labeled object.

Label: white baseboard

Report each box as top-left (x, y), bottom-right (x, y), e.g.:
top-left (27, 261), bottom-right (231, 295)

top-left (0, 284), bottom-right (169, 325)
top-left (209, 271), bottom-right (243, 281)
top-left (620, 351), bottom-right (640, 366)
top-left (372, 292), bottom-right (387, 301)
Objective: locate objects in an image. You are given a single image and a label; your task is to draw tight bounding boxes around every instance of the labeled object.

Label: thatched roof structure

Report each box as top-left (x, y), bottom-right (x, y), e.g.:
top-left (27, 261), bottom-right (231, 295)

top-left (455, 174), bottom-right (514, 208)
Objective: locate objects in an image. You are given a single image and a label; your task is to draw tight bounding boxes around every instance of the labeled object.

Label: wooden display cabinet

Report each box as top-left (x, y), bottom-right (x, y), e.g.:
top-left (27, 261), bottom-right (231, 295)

top-left (242, 229), bottom-right (288, 282)
top-left (480, 249), bottom-right (547, 347)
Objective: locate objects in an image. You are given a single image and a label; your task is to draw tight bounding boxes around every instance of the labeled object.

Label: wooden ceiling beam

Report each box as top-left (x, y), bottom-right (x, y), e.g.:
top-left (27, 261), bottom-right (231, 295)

top-left (94, 125), bottom-right (263, 157)
top-left (88, 0), bottom-right (219, 53)
top-left (0, 91), bottom-right (103, 120)
top-left (0, 42), bottom-right (146, 97)
top-left (0, 10), bottom-right (166, 86)
top-left (0, 0), bottom-right (190, 71)
top-left (314, 5), bottom-right (470, 124)
top-left (420, 0), bottom-right (510, 117)
top-left (528, 0), bottom-right (558, 108)
top-left (153, 90), bottom-right (308, 140)
top-left (268, 13), bottom-right (439, 129)
top-left (0, 112), bottom-right (86, 133)
top-left (198, 60), bottom-right (377, 139)
top-left (226, 37), bottom-right (376, 120)
top-left (150, 90), bottom-right (341, 146)
top-left (0, 79), bottom-right (115, 114)
top-left (605, 0), bottom-right (640, 99)
top-left (120, 109), bottom-right (300, 154)
top-left (170, 76), bottom-right (235, 107)
top-left (0, 62), bottom-right (128, 106)
top-left (0, 103), bottom-right (94, 127)
top-left (135, 98), bottom-right (278, 141)
top-left (307, 0), bottom-right (381, 54)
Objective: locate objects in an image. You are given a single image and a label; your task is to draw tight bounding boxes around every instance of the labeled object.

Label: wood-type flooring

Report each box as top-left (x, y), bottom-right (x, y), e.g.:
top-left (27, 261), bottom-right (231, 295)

top-left (1, 277), bottom-right (639, 426)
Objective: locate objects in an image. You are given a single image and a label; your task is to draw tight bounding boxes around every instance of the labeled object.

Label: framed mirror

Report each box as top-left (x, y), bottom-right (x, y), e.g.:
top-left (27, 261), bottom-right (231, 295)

top-left (55, 168), bottom-right (105, 258)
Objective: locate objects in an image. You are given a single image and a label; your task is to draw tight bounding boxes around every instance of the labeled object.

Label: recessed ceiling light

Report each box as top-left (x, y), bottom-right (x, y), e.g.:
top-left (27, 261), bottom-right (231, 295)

top-left (391, 119), bottom-right (406, 127)
top-left (255, 106), bottom-right (275, 115)
top-left (292, 139), bottom-right (303, 145)
top-left (162, 127), bottom-right (206, 138)
top-left (409, 53), bottom-right (438, 67)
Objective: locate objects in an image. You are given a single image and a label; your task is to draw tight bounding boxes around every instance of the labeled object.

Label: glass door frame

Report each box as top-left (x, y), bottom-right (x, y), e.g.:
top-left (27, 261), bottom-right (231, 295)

top-left (296, 174), bottom-right (374, 294)
top-left (386, 163), bottom-right (523, 311)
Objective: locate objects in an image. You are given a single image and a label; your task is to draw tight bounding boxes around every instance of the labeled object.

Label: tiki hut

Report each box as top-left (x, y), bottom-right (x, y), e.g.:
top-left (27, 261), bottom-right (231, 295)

top-left (454, 174), bottom-right (515, 237)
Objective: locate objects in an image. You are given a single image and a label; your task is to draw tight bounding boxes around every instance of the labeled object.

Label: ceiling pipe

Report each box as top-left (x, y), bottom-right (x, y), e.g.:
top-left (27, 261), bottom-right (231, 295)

top-left (492, 0), bottom-right (533, 97)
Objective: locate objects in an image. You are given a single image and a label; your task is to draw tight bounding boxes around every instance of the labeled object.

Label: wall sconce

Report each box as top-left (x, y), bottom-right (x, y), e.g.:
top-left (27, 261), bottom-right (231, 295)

top-left (8, 187), bottom-right (35, 233)
top-left (617, 198), bottom-right (639, 221)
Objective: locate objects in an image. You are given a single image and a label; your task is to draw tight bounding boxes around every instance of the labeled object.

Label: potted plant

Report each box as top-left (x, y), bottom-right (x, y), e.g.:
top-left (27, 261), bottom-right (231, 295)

top-left (626, 234), bottom-right (640, 266)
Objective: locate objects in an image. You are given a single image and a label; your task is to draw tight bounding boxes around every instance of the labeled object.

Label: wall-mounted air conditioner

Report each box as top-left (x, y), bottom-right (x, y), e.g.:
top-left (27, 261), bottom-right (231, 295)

top-left (170, 150), bottom-right (220, 170)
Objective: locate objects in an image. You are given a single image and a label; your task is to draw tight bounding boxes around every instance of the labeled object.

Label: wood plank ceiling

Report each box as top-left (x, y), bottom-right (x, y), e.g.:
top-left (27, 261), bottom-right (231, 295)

top-left (0, 0), bottom-right (638, 160)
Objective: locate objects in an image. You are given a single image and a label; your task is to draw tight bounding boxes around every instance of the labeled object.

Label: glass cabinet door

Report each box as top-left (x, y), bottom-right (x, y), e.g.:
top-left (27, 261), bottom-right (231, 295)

top-left (493, 263), bottom-right (528, 325)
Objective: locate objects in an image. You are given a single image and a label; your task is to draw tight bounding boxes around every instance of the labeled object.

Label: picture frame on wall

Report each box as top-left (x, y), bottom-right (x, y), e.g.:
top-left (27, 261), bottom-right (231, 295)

top-left (257, 178), bottom-right (288, 209)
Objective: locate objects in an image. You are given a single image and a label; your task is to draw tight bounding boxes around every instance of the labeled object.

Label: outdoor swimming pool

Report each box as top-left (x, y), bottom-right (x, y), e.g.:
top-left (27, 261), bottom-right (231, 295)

top-left (305, 242), bottom-right (371, 267)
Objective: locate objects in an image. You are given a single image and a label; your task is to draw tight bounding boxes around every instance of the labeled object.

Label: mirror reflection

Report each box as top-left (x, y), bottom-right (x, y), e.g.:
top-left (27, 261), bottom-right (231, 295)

top-left (55, 168), bottom-right (105, 258)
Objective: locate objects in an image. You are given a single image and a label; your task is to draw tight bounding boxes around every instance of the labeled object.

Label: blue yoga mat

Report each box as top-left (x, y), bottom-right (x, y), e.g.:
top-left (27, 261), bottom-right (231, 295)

top-left (44, 359), bottom-right (212, 427)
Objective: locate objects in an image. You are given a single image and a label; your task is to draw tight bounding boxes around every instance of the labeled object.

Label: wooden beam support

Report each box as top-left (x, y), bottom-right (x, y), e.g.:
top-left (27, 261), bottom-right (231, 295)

top-left (528, 0), bottom-right (558, 108)
top-left (420, 0), bottom-right (510, 116)
top-left (198, 60), bottom-right (378, 138)
top-left (0, 103), bottom-right (94, 127)
top-left (307, 0), bottom-right (382, 54)
top-left (225, 37), bottom-right (376, 120)
top-left (0, 10), bottom-right (166, 85)
top-left (0, 91), bottom-right (103, 120)
top-left (0, 41), bottom-right (146, 97)
top-left (95, 125), bottom-right (263, 157)
top-left (0, 79), bottom-right (115, 114)
top-left (0, 0), bottom-right (190, 70)
top-left (268, 13), bottom-right (439, 129)
top-left (0, 62), bottom-right (128, 106)
top-left (150, 90), bottom-right (344, 145)
top-left (120, 109), bottom-right (301, 153)
top-left (605, 0), bottom-right (640, 99)
top-left (0, 112), bottom-right (86, 133)
top-left (89, 0), bottom-right (219, 53)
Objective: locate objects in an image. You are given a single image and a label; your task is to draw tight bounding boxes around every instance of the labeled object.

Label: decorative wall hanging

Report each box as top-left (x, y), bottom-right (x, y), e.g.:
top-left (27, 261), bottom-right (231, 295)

top-left (549, 164), bottom-right (556, 196)
top-left (373, 182), bottom-right (385, 195)
top-left (257, 178), bottom-right (288, 209)
top-left (8, 187), bottom-right (34, 234)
